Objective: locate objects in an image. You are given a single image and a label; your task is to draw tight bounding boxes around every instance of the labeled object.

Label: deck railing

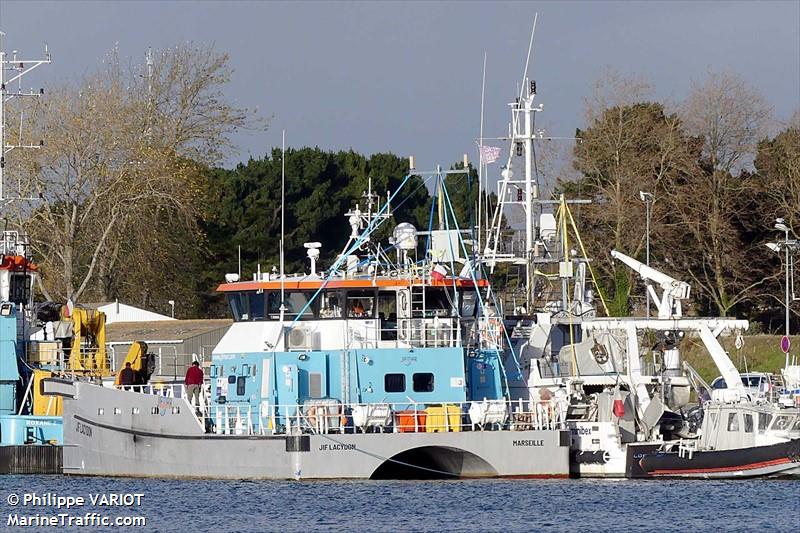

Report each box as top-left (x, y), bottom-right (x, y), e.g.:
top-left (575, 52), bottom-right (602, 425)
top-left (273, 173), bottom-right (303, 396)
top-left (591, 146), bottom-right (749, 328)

top-left (117, 385), bottom-right (567, 437)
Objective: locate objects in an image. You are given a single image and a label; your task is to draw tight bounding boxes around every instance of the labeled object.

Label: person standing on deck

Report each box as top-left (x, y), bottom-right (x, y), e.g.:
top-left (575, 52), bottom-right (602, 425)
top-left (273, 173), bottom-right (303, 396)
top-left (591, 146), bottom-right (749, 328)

top-left (119, 362), bottom-right (135, 390)
top-left (184, 361), bottom-right (204, 409)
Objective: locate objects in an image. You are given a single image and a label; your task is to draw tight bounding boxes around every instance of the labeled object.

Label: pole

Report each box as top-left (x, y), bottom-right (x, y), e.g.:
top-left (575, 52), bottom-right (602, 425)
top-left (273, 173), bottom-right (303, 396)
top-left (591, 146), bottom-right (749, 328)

top-left (646, 199), bottom-right (651, 317)
top-left (786, 226), bottom-right (791, 369)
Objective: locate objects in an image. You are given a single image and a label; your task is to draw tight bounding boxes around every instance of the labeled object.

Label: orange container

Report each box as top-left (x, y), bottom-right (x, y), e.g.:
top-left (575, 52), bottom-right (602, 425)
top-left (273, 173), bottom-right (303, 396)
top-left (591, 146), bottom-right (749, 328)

top-left (396, 410), bottom-right (427, 433)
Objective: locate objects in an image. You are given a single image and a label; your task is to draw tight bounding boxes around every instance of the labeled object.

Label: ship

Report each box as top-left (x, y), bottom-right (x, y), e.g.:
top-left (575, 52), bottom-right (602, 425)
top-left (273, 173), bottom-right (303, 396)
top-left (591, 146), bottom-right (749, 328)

top-left (46, 175), bottom-right (571, 480)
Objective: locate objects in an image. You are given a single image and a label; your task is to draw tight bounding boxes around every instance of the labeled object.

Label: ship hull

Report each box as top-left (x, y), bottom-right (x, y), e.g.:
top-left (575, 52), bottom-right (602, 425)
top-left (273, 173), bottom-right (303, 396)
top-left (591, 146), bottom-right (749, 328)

top-left (57, 381), bottom-right (570, 480)
top-left (638, 439), bottom-right (800, 479)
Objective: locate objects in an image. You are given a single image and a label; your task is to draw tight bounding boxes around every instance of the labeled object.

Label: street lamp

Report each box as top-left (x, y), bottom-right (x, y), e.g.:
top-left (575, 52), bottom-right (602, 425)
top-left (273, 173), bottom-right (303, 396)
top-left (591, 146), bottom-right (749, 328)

top-left (640, 191), bottom-right (654, 317)
top-left (766, 218), bottom-right (797, 368)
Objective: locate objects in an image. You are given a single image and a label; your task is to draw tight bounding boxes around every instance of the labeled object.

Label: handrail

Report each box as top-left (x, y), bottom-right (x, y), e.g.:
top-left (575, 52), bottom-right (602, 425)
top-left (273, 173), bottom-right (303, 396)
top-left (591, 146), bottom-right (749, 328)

top-left (113, 389), bottom-right (567, 437)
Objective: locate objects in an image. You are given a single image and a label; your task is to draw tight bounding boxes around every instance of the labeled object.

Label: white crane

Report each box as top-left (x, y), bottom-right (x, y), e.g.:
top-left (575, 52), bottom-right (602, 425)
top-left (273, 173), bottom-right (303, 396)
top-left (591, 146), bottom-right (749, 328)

top-left (611, 249), bottom-right (691, 320)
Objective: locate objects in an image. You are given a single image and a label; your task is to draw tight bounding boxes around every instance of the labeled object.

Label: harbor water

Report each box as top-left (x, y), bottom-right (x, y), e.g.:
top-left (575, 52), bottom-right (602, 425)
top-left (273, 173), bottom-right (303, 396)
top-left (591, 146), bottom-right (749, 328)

top-left (1, 476), bottom-right (798, 532)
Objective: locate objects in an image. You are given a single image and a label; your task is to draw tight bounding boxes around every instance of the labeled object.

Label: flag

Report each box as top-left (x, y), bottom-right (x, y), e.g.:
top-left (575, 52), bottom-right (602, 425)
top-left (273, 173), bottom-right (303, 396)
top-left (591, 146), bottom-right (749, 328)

top-left (612, 387), bottom-right (626, 418)
top-left (479, 145), bottom-right (502, 165)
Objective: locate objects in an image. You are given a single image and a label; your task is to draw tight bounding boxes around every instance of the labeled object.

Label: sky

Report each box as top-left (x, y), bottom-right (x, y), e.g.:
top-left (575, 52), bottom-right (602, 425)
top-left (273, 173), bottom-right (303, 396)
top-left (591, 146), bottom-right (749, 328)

top-left (1, 1), bottom-right (798, 175)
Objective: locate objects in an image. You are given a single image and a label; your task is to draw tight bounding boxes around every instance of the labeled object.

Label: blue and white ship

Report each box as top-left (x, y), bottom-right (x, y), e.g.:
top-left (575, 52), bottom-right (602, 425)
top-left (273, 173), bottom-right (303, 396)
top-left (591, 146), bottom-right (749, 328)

top-left (49, 176), bottom-right (571, 479)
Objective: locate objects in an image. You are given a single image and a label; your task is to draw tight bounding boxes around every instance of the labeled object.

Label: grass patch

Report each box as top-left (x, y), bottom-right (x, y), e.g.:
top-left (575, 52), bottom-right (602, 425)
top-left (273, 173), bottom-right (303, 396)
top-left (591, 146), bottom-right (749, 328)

top-left (680, 335), bottom-right (796, 384)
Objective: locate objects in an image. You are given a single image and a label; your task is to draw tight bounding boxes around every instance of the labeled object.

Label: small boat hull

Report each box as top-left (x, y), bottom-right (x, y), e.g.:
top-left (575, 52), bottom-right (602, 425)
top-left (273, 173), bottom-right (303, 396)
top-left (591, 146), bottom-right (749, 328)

top-left (639, 439), bottom-right (800, 479)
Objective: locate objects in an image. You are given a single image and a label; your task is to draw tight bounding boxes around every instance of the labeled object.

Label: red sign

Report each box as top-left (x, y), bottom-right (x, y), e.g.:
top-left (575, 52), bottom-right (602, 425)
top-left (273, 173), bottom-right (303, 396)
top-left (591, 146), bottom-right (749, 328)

top-left (780, 335), bottom-right (791, 354)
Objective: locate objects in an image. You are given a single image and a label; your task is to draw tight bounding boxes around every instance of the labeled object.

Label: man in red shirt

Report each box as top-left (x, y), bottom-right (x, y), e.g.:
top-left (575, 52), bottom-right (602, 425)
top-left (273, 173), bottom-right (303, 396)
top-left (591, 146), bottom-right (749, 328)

top-left (184, 361), bottom-right (204, 408)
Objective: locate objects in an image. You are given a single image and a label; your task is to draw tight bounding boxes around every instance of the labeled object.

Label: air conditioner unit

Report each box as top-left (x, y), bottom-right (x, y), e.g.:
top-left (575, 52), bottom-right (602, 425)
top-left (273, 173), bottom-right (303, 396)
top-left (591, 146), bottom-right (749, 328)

top-left (286, 327), bottom-right (319, 351)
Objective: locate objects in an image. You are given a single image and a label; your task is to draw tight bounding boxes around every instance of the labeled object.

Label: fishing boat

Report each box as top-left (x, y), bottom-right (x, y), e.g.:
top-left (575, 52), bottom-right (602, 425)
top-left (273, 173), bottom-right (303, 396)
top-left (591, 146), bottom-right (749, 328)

top-left (637, 380), bottom-right (800, 478)
top-left (46, 175), bottom-right (571, 480)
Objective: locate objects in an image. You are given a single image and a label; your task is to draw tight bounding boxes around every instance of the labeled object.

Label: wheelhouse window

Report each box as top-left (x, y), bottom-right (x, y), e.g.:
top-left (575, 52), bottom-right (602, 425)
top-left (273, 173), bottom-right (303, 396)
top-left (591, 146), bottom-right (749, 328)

top-left (347, 290), bottom-right (375, 318)
top-left (412, 372), bottom-right (435, 393)
top-left (758, 412), bottom-right (772, 432)
top-left (267, 291), bottom-right (317, 320)
top-left (319, 291), bottom-right (343, 318)
top-left (460, 291), bottom-right (477, 317)
top-left (743, 413), bottom-right (754, 433)
top-left (727, 412), bottom-right (739, 432)
top-left (384, 373), bottom-right (406, 393)
top-left (227, 292), bottom-right (266, 321)
top-left (9, 274), bottom-right (32, 305)
top-left (423, 288), bottom-right (455, 318)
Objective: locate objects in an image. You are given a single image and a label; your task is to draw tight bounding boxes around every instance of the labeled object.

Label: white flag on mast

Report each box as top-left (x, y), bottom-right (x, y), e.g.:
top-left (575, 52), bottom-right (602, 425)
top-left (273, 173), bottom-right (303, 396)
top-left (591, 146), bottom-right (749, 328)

top-left (479, 145), bottom-right (502, 165)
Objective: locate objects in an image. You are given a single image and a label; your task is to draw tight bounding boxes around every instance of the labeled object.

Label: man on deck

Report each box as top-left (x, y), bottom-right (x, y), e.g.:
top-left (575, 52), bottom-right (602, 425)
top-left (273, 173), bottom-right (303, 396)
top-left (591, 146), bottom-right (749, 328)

top-left (119, 362), bottom-right (135, 390)
top-left (184, 361), bottom-right (204, 409)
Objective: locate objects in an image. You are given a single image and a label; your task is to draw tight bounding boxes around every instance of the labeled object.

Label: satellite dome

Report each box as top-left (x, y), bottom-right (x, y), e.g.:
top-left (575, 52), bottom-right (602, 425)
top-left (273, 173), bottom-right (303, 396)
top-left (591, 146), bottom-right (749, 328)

top-left (393, 223), bottom-right (418, 251)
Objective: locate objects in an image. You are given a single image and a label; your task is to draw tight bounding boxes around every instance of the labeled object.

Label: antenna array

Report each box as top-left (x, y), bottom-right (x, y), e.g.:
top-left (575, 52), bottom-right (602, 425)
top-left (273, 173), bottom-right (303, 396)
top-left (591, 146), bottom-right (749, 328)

top-left (0, 31), bottom-right (51, 202)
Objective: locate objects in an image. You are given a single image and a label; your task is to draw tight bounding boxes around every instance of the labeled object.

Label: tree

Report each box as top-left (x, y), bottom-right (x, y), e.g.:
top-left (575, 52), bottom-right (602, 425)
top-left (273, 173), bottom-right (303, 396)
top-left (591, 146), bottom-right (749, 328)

top-left (6, 44), bottom-right (253, 307)
top-left (566, 97), bottom-right (696, 315)
top-left (199, 149), bottom-right (431, 316)
top-left (666, 70), bottom-right (774, 316)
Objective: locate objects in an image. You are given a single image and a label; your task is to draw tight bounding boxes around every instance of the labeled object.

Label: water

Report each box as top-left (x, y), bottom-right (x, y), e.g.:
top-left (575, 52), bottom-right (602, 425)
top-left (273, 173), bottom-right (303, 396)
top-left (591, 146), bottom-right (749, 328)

top-left (1, 476), bottom-right (798, 532)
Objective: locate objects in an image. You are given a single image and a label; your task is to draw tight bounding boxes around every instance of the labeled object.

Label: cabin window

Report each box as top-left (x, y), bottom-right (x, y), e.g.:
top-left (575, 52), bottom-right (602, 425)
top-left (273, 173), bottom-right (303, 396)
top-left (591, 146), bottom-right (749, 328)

top-left (758, 412), bottom-right (772, 432)
top-left (226, 292), bottom-right (266, 321)
top-left (309, 372), bottom-right (323, 398)
top-left (347, 290), bottom-right (375, 318)
top-left (412, 373), bottom-right (435, 393)
top-left (267, 291), bottom-right (317, 320)
top-left (319, 291), bottom-right (343, 319)
top-left (378, 291), bottom-right (397, 340)
top-left (236, 376), bottom-right (246, 396)
top-left (384, 373), bottom-right (406, 393)
top-left (461, 291), bottom-right (477, 317)
top-left (743, 413), bottom-right (753, 433)
top-left (424, 288), bottom-right (454, 317)
top-left (727, 413), bottom-right (739, 432)
top-left (793, 418), bottom-right (800, 432)
top-left (773, 415), bottom-right (792, 431)
top-left (9, 274), bottom-right (32, 305)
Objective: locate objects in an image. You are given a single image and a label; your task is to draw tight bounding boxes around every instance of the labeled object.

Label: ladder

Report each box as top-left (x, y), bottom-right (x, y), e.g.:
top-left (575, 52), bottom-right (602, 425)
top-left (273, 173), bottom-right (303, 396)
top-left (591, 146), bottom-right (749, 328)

top-left (410, 285), bottom-right (426, 318)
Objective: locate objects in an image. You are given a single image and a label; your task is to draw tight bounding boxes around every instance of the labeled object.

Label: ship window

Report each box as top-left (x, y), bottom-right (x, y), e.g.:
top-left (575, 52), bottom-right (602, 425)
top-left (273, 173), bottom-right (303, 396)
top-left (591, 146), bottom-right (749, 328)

top-left (172, 406), bottom-right (180, 414)
top-left (97, 408), bottom-right (104, 415)
top-left (113, 407), bottom-right (122, 415)
top-left (412, 373), bottom-right (435, 393)
top-left (132, 407), bottom-right (140, 415)
top-left (309, 372), bottom-right (322, 398)
top-left (773, 415), bottom-right (791, 430)
top-left (267, 291), bottom-right (317, 320)
top-left (793, 418), bottom-right (800, 431)
top-left (319, 291), bottom-right (343, 319)
top-left (151, 407), bottom-right (159, 415)
top-left (210, 365), bottom-right (218, 378)
top-left (758, 413), bottom-right (772, 431)
top-left (9, 274), bottom-right (31, 305)
top-left (227, 292), bottom-right (266, 321)
top-left (347, 291), bottom-right (375, 318)
top-left (236, 376), bottom-right (246, 396)
top-left (461, 291), bottom-right (477, 317)
top-left (727, 412), bottom-right (739, 432)
top-left (424, 288), bottom-right (454, 317)
top-left (384, 373), bottom-right (406, 393)
top-left (743, 413), bottom-right (753, 433)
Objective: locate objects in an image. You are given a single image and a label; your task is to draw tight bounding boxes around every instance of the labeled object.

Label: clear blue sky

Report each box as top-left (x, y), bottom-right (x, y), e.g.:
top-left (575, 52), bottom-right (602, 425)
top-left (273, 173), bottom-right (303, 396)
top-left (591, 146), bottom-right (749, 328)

top-left (1, 1), bottom-right (798, 173)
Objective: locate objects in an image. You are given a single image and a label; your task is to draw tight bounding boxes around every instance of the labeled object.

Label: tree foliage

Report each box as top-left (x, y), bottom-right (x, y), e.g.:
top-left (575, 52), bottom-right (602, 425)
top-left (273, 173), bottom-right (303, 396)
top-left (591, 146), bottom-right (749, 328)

top-left (5, 44), bottom-right (253, 313)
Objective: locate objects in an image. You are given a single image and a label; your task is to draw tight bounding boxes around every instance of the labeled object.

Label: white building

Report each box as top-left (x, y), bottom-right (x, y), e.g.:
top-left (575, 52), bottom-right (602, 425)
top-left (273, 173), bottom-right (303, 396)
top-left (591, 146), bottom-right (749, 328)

top-left (82, 301), bottom-right (175, 324)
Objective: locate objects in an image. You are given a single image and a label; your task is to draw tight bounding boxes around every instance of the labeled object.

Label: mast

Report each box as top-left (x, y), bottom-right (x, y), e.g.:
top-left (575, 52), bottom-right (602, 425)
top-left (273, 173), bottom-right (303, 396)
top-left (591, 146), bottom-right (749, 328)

top-left (280, 130), bottom-right (286, 325)
top-left (0, 31), bottom-right (51, 202)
